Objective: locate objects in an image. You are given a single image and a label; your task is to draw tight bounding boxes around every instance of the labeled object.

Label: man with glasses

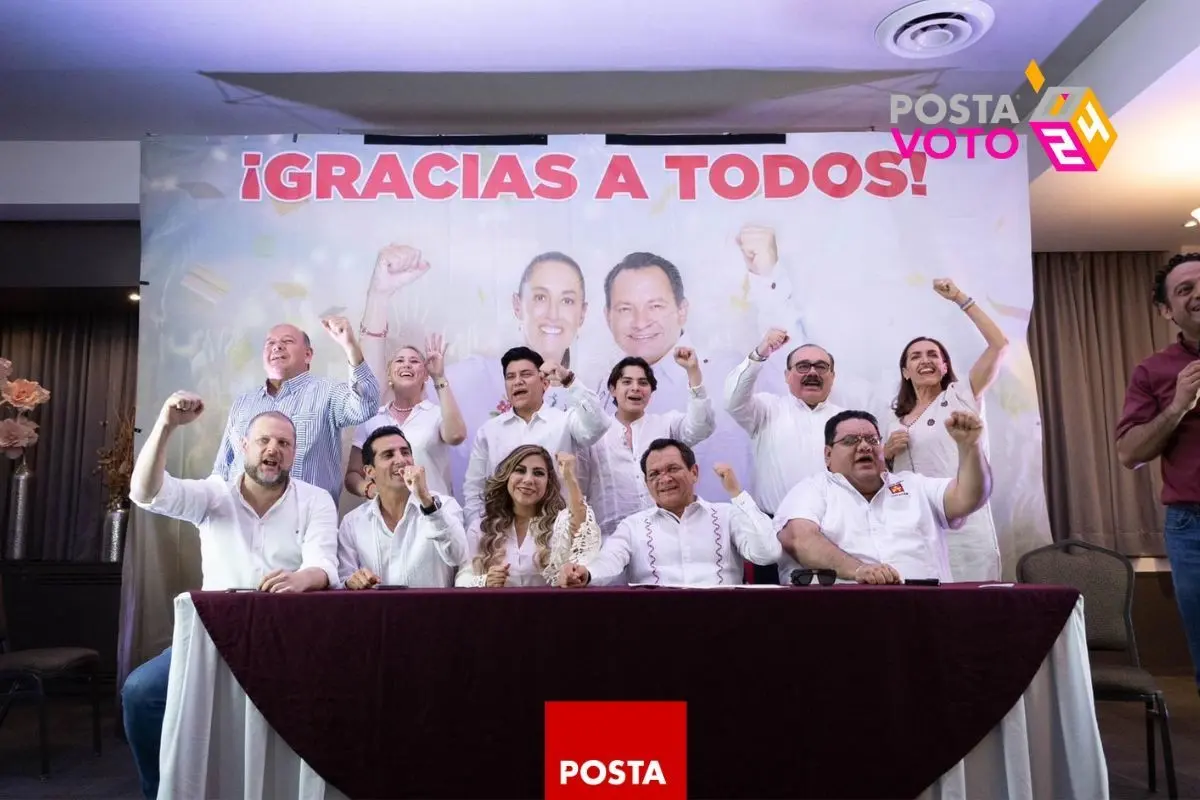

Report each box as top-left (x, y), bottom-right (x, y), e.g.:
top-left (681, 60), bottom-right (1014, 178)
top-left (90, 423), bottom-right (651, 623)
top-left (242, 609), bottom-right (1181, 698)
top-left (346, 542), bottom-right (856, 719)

top-left (724, 329), bottom-right (843, 582)
top-left (556, 438), bottom-right (780, 587)
top-left (774, 409), bottom-right (992, 584)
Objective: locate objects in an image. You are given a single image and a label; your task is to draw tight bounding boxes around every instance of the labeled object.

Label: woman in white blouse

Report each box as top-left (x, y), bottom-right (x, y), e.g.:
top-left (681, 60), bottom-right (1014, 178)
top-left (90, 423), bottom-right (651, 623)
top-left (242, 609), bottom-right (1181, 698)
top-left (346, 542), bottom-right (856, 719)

top-left (882, 278), bottom-right (1009, 582)
top-left (344, 334), bottom-right (467, 499)
top-left (455, 445), bottom-right (600, 587)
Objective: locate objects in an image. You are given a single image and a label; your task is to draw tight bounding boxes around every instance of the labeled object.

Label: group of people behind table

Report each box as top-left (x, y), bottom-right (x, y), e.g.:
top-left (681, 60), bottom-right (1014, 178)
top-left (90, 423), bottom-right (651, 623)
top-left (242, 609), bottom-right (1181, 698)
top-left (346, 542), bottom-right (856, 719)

top-left (120, 252), bottom-right (1200, 798)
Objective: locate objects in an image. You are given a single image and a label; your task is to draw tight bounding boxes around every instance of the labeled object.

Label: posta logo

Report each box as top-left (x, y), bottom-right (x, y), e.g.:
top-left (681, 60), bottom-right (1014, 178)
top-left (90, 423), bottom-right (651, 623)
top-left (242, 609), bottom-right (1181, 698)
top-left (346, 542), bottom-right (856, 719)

top-left (545, 701), bottom-right (687, 799)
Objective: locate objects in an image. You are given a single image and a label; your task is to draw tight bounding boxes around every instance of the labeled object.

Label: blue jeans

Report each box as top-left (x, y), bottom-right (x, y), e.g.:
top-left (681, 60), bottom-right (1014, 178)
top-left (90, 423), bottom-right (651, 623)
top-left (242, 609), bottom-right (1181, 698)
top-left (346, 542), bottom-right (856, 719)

top-left (122, 647), bottom-right (172, 799)
top-left (1164, 504), bottom-right (1200, 691)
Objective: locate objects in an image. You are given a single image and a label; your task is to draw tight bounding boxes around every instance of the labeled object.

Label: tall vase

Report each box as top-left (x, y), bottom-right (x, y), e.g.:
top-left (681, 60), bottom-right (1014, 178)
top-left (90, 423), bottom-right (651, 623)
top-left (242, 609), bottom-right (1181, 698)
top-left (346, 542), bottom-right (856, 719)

top-left (5, 454), bottom-right (32, 560)
top-left (102, 506), bottom-right (129, 563)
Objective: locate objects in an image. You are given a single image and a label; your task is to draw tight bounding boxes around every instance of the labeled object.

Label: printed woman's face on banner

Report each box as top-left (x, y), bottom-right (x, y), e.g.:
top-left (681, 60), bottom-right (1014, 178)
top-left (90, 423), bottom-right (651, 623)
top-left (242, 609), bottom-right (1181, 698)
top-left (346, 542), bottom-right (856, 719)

top-left (511, 258), bottom-right (587, 365)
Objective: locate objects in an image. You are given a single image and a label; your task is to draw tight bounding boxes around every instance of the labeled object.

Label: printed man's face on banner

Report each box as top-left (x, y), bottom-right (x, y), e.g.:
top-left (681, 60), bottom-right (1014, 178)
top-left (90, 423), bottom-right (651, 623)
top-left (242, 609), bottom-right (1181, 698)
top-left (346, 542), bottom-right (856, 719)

top-left (605, 266), bottom-right (688, 365)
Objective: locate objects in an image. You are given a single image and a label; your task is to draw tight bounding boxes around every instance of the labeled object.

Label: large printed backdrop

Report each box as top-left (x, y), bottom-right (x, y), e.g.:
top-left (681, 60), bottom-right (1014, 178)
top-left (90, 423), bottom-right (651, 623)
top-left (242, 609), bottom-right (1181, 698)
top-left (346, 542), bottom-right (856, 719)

top-left (138, 133), bottom-right (1050, 576)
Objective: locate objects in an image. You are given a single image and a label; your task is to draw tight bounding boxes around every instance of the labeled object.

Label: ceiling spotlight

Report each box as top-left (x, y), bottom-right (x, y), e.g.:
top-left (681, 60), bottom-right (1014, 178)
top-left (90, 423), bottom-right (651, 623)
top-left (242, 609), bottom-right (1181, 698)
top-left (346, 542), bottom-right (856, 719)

top-left (1191, 208), bottom-right (1200, 222)
top-left (1185, 220), bottom-right (1198, 228)
top-left (128, 292), bottom-right (141, 302)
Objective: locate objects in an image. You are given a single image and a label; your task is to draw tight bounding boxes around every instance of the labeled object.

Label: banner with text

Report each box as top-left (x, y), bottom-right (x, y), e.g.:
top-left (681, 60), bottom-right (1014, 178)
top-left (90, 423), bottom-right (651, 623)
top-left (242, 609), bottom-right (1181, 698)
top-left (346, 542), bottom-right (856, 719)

top-left (138, 133), bottom-right (1049, 573)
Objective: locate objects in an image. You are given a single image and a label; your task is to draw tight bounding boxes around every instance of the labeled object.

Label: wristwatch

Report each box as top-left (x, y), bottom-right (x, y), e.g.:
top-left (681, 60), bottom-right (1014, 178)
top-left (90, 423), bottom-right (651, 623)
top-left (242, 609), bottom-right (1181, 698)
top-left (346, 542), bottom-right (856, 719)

top-left (420, 497), bottom-right (442, 516)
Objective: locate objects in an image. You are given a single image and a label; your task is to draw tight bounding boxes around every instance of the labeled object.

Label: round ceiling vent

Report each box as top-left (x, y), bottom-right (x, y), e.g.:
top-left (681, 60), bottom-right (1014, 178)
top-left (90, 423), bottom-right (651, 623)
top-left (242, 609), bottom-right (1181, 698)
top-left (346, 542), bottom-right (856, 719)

top-left (875, 0), bottom-right (996, 59)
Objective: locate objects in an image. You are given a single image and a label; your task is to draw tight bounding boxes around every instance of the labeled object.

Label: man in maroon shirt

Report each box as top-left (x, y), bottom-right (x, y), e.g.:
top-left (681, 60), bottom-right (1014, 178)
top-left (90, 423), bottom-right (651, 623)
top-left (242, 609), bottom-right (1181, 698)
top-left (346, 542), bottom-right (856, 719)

top-left (1116, 253), bottom-right (1200, 691)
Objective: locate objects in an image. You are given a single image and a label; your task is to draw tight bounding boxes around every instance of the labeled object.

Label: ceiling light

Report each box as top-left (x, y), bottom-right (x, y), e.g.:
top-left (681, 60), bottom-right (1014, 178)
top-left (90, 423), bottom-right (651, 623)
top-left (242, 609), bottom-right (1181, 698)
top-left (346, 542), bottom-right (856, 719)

top-left (128, 292), bottom-right (141, 302)
top-left (1191, 208), bottom-right (1200, 222)
top-left (1185, 220), bottom-right (1198, 228)
top-left (875, 0), bottom-right (996, 59)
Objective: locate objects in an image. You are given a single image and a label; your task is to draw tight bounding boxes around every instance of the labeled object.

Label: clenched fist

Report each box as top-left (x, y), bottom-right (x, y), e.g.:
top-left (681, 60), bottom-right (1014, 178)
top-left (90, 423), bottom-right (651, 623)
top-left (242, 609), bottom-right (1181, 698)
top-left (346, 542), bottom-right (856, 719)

top-left (853, 563), bottom-right (901, 585)
top-left (737, 225), bottom-right (778, 275)
top-left (713, 463), bottom-right (742, 497)
top-left (558, 562), bottom-right (589, 588)
top-left (160, 391), bottom-right (205, 428)
top-left (933, 278), bottom-right (965, 304)
top-left (884, 430), bottom-right (909, 460)
top-left (370, 244), bottom-right (430, 294)
top-left (403, 465), bottom-right (432, 506)
top-left (485, 563), bottom-right (511, 588)
top-left (755, 328), bottom-right (790, 360)
top-left (944, 411), bottom-right (984, 446)
top-left (555, 451), bottom-right (577, 478)
top-left (321, 315), bottom-right (356, 348)
top-left (540, 362), bottom-right (574, 387)
top-left (346, 568), bottom-right (382, 590)
top-left (673, 347), bottom-right (699, 370)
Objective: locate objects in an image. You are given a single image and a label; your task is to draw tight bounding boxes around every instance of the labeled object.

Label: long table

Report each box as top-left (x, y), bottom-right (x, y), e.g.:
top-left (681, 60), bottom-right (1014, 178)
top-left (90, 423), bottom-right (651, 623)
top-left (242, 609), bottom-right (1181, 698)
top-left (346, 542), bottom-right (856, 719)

top-left (159, 584), bottom-right (1108, 799)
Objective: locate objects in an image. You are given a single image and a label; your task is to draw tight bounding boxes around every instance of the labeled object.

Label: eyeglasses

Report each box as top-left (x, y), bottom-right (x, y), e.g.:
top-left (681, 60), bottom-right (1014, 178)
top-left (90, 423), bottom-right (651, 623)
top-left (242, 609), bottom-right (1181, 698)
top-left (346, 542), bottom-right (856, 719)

top-left (790, 360), bottom-right (831, 375)
top-left (790, 568), bottom-right (837, 586)
top-left (832, 434), bottom-right (881, 447)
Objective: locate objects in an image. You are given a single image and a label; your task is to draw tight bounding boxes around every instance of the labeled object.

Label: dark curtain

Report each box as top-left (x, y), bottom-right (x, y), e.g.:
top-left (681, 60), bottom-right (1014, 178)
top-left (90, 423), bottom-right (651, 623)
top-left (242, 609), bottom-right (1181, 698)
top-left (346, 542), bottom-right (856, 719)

top-left (1029, 251), bottom-right (1176, 555)
top-left (0, 308), bottom-right (139, 561)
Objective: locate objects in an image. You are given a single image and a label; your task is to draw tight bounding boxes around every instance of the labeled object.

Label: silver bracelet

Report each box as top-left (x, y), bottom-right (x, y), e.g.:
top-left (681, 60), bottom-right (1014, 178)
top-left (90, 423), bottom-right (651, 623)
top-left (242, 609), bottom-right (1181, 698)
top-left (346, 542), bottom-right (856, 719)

top-left (958, 296), bottom-right (975, 312)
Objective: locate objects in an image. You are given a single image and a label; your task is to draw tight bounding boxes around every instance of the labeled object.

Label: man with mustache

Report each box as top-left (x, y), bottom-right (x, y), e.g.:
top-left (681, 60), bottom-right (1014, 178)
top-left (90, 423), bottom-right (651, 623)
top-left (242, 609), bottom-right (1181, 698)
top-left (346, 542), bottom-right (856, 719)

top-left (724, 330), bottom-right (843, 583)
top-left (1116, 252), bottom-right (1200, 692)
top-left (122, 392), bottom-right (338, 799)
top-left (774, 409), bottom-right (992, 585)
top-left (462, 346), bottom-right (609, 527)
top-left (557, 438), bottom-right (780, 587)
top-left (337, 425), bottom-right (468, 589)
top-left (213, 316), bottom-right (380, 502)
top-left (585, 350), bottom-right (716, 537)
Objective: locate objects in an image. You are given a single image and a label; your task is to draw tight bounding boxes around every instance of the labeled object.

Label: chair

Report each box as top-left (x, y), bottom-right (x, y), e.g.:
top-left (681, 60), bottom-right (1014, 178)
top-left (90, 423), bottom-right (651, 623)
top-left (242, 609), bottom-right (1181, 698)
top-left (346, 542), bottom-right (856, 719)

top-left (0, 572), bottom-right (102, 779)
top-left (1016, 540), bottom-right (1177, 799)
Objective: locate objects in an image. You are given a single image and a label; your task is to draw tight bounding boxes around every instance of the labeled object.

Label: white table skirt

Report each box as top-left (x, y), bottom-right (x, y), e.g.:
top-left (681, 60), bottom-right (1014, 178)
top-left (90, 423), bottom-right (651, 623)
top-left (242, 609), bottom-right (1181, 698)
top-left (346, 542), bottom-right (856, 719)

top-left (159, 593), bottom-right (1108, 800)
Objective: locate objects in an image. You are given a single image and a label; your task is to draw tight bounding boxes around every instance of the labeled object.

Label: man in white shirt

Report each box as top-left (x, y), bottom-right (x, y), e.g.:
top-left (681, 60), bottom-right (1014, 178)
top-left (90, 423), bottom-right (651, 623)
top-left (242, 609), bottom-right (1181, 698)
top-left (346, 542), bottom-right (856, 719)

top-left (594, 249), bottom-right (792, 504)
top-left (121, 392), bottom-right (338, 799)
top-left (337, 425), bottom-right (468, 588)
top-left (585, 351), bottom-right (716, 536)
top-left (462, 346), bottom-right (610, 526)
top-left (559, 438), bottom-right (781, 587)
top-left (725, 330), bottom-right (844, 582)
top-left (774, 409), bottom-right (992, 585)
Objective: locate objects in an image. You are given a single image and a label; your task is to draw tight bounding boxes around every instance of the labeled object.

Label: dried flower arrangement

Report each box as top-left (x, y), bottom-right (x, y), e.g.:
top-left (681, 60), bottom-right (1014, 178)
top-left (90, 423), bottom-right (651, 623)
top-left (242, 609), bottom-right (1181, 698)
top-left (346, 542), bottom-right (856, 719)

top-left (96, 408), bottom-right (136, 512)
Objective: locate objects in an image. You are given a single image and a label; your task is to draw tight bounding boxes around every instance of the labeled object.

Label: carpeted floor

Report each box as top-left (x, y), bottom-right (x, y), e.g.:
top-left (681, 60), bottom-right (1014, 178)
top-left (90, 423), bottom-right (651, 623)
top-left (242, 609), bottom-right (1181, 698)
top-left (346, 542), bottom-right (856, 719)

top-left (0, 676), bottom-right (1196, 799)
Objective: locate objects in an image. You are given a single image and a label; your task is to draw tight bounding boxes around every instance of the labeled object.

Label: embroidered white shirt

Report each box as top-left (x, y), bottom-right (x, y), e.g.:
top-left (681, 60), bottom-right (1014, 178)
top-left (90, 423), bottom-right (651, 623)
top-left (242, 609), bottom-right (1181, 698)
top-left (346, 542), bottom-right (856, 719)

top-left (335, 492), bottom-right (467, 588)
top-left (773, 470), bottom-right (958, 583)
top-left (586, 492), bottom-right (781, 587)
top-left (462, 383), bottom-right (610, 526)
top-left (584, 385), bottom-right (717, 537)
top-left (133, 473), bottom-right (339, 591)
top-left (724, 356), bottom-right (843, 515)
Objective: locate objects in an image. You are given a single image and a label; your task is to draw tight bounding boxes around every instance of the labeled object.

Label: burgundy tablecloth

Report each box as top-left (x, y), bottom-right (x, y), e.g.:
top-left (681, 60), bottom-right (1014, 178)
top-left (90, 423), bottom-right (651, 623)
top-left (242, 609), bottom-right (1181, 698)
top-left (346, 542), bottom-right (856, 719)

top-left (190, 584), bottom-right (1080, 800)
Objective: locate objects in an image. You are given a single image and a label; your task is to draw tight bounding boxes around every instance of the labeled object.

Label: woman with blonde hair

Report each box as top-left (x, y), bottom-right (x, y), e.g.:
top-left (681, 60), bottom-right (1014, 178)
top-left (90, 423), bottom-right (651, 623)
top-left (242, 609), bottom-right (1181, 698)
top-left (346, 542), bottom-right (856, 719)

top-left (344, 333), bottom-right (467, 499)
top-left (455, 445), bottom-right (600, 587)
